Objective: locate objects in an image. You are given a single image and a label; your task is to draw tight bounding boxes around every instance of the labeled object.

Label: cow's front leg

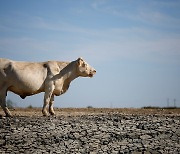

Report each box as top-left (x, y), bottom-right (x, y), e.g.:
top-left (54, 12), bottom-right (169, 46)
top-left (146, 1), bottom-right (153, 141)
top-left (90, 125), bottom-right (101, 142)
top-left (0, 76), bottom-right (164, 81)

top-left (42, 93), bottom-right (51, 116)
top-left (49, 94), bottom-right (55, 116)
top-left (42, 82), bottom-right (54, 116)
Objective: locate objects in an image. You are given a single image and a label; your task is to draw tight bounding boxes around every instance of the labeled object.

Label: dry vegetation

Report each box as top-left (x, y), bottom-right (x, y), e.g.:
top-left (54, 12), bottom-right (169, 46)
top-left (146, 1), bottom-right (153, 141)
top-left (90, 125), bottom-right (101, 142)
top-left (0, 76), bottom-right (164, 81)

top-left (0, 107), bottom-right (180, 117)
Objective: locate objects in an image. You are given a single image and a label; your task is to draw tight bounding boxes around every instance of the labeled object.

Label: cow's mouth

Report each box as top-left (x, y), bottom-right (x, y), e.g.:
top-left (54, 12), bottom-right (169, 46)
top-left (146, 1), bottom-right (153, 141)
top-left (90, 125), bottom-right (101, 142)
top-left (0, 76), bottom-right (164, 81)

top-left (89, 73), bottom-right (93, 77)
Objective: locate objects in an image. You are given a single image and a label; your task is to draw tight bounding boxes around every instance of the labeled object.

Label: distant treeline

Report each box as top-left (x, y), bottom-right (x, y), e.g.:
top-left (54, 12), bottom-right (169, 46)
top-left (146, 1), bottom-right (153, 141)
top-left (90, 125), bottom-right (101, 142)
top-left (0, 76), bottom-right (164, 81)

top-left (142, 106), bottom-right (180, 109)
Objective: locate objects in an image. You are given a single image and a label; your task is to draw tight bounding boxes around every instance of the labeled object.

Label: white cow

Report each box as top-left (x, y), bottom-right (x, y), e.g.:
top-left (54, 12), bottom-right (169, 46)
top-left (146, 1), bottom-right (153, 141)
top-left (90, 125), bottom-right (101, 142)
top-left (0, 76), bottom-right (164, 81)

top-left (0, 57), bottom-right (96, 117)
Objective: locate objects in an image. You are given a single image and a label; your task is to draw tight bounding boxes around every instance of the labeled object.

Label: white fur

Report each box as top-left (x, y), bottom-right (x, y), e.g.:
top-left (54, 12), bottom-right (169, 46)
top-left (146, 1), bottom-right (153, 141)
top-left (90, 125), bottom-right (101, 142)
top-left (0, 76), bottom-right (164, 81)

top-left (0, 57), bottom-right (96, 116)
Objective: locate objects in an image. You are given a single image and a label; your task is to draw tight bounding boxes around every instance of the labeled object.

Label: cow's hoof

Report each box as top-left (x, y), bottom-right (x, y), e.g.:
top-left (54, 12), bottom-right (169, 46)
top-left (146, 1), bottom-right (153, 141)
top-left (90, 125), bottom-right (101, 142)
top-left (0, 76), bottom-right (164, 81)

top-left (42, 110), bottom-right (48, 116)
top-left (51, 114), bottom-right (56, 118)
top-left (43, 114), bottom-right (48, 117)
top-left (5, 114), bottom-right (12, 118)
top-left (42, 113), bottom-right (48, 116)
top-left (49, 112), bottom-right (56, 116)
top-left (0, 115), bottom-right (5, 119)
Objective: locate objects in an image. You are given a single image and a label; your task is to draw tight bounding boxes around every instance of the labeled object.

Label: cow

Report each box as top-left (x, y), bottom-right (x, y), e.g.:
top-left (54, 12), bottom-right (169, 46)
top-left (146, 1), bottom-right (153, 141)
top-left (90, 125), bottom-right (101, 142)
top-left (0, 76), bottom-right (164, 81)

top-left (0, 57), bottom-right (96, 117)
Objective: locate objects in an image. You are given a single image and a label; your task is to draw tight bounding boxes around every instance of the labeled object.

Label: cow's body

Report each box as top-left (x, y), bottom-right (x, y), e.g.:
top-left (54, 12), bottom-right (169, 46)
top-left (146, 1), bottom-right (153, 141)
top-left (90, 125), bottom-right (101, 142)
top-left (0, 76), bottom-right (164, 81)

top-left (0, 59), bottom-right (69, 98)
top-left (0, 58), bottom-right (96, 117)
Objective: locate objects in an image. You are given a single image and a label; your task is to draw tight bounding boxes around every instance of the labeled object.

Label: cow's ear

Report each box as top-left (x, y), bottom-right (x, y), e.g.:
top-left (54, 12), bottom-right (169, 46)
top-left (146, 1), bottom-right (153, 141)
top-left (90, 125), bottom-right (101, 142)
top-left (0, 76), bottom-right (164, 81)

top-left (77, 57), bottom-right (83, 66)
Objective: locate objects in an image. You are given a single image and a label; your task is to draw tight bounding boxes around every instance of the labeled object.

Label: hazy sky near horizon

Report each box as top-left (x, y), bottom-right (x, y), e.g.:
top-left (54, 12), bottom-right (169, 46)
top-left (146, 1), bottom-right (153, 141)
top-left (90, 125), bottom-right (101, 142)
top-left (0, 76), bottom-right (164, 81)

top-left (0, 0), bottom-right (180, 108)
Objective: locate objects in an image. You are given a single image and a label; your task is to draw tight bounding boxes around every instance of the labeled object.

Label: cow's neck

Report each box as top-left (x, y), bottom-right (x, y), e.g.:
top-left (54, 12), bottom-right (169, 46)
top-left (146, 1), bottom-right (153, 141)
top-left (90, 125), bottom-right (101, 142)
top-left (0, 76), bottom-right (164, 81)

top-left (51, 61), bottom-right (79, 82)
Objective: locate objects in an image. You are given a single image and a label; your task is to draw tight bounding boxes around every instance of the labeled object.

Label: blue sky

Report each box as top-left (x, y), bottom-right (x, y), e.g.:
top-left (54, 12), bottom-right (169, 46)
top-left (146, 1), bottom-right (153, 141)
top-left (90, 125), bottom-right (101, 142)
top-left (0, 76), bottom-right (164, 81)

top-left (0, 0), bottom-right (180, 108)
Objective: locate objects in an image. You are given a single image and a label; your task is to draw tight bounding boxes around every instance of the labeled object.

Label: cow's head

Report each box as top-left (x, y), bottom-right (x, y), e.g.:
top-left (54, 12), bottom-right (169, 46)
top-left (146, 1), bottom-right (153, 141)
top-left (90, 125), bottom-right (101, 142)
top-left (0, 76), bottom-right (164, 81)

top-left (76, 57), bottom-right (96, 77)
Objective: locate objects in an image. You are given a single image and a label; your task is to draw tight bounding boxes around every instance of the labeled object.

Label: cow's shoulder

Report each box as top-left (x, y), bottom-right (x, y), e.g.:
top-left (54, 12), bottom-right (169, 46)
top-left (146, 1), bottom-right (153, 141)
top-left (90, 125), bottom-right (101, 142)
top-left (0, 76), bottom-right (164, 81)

top-left (57, 61), bottom-right (70, 70)
top-left (43, 61), bottom-right (69, 75)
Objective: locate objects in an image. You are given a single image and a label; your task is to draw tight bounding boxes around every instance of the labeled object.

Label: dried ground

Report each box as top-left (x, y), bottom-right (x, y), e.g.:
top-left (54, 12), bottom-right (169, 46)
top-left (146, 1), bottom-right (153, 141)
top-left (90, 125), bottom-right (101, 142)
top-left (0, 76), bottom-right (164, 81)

top-left (0, 108), bottom-right (179, 153)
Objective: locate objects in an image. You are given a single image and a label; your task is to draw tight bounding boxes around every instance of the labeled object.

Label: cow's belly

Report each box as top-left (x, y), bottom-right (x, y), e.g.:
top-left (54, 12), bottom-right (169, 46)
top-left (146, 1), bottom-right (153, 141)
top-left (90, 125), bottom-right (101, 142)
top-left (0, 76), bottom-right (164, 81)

top-left (9, 81), bottom-right (45, 98)
top-left (8, 74), bottom-right (46, 98)
top-left (7, 66), bottom-right (47, 96)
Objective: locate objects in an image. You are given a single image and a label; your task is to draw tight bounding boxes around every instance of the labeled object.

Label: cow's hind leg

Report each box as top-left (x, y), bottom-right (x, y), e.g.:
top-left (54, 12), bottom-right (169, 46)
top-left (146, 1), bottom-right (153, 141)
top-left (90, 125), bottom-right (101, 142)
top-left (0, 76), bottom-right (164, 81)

top-left (49, 94), bottom-right (55, 116)
top-left (0, 89), bottom-right (12, 117)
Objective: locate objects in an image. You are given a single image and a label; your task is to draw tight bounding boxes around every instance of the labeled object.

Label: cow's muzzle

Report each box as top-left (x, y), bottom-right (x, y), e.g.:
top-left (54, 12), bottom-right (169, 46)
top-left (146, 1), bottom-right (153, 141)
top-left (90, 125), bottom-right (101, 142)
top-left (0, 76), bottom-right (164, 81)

top-left (89, 70), bottom-right (96, 77)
